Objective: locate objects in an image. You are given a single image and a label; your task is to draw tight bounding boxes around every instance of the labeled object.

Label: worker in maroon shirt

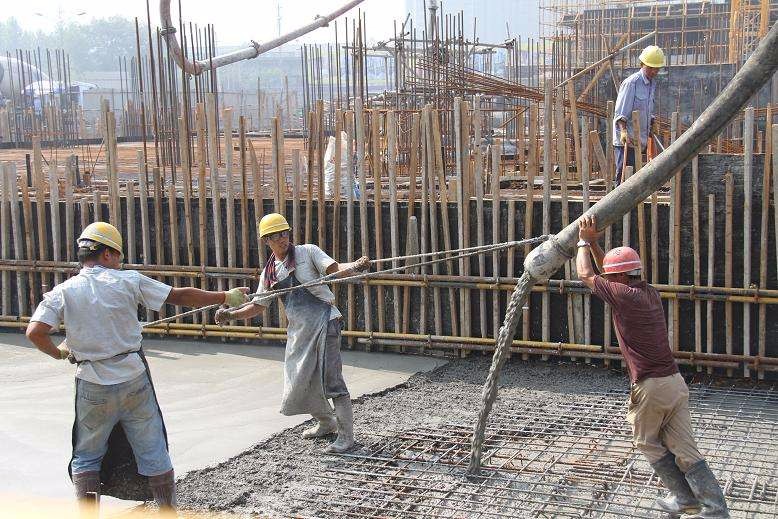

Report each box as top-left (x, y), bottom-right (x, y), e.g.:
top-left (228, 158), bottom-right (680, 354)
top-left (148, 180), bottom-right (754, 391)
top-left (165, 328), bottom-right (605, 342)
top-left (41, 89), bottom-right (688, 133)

top-left (576, 215), bottom-right (729, 519)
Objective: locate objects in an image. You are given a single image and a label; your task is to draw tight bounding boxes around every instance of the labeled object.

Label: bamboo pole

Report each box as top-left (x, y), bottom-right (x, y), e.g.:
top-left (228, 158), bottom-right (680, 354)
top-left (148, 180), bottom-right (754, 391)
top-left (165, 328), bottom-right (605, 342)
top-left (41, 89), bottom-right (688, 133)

top-left (491, 139), bottom-right (501, 339)
top-left (581, 116), bottom-right (592, 363)
top-left (64, 157), bottom-right (75, 262)
top-left (345, 112), bottom-right (356, 346)
top-left (179, 115), bottom-right (196, 271)
top-left (542, 84), bottom-right (552, 347)
top-left (432, 109), bottom-right (458, 336)
top-left (387, 110), bottom-right (401, 335)
top-left (20, 166), bottom-right (36, 306)
top-left (473, 96), bottom-right (487, 338)
top-left (742, 106), bottom-right (753, 377)
top-left (423, 107), bottom-right (442, 335)
top-left (316, 101), bottom-right (324, 246)
top-left (692, 156), bottom-right (702, 371)
top-left (8, 164), bottom-right (27, 315)
top-left (555, 94), bottom-right (576, 345)
top-left (206, 93), bottom-right (224, 291)
top-left (725, 170), bottom-right (733, 377)
top-left (631, 110), bottom-right (646, 269)
top-left (167, 179), bottom-right (182, 321)
top-left (371, 109), bottom-right (385, 334)
top-left (0, 164), bottom-right (10, 315)
top-left (32, 136), bottom-right (47, 298)
top-left (523, 105), bottom-right (538, 344)
top-left (403, 113), bottom-right (420, 334)
top-left (223, 108), bottom-right (236, 290)
top-left (196, 103), bottom-right (208, 306)
top-left (707, 194), bottom-right (715, 375)
top-left (249, 140), bottom-right (266, 328)
top-left (355, 98), bottom-right (372, 339)
top-left (292, 150), bottom-right (301, 245)
top-left (332, 111), bottom-right (343, 302)
top-left (127, 181), bottom-right (137, 265)
top-left (138, 155), bottom-right (152, 321)
top-left (305, 111), bottom-right (315, 244)
top-left (757, 114), bottom-right (772, 380)
top-left (48, 161), bottom-right (62, 286)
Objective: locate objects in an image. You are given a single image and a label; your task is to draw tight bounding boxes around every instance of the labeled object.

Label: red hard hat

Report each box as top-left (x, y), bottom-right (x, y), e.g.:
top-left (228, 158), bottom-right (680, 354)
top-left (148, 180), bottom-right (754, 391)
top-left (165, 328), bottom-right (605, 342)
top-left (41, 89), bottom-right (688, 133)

top-left (602, 247), bottom-right (642, 275)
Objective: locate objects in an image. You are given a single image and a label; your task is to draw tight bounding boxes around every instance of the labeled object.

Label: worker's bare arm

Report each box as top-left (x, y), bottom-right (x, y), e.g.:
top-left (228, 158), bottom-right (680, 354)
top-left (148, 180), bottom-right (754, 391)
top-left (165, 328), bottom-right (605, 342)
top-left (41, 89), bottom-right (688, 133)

top-left (226, 303), bottom-right (265, 321)
top-left (325, 256), bottom-right (370, 277)
top-left (26, 321), bottom-right (62, 360)
top-left (166, 287), bottom-right (248, 307)
top-left (589, 241), bottom-right (606, 272)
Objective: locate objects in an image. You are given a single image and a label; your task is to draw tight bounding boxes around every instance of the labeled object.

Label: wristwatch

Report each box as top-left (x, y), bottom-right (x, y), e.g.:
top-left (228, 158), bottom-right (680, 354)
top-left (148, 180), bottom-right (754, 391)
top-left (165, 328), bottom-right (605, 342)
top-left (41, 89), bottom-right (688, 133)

top-left (577, 239), bottom-right (590, 248)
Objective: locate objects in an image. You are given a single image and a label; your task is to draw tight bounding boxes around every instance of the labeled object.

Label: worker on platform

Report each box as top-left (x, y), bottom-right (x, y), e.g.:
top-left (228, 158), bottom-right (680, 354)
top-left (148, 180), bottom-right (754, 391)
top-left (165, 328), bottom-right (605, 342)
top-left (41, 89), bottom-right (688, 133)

top-left (613, 45), bottom-right (664, 185)
top-left (25, 222), bottom-right (249, 514)
top-left (214, 213), bottom-right (369, 454)
top-left (576, 215), bottom-right (729, 519)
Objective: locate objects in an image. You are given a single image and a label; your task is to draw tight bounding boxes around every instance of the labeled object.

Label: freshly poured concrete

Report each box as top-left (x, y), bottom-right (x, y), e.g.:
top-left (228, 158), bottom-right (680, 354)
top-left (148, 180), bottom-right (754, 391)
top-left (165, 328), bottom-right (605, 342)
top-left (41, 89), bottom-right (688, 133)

top-left (0, 331), bottom-right (445, 514)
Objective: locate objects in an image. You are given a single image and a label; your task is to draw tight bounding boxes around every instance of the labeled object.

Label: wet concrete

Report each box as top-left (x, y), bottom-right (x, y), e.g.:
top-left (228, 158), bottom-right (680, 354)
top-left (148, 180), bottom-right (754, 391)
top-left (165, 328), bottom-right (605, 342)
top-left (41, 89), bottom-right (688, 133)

top-left (0, 331), bottom-right (445, 514)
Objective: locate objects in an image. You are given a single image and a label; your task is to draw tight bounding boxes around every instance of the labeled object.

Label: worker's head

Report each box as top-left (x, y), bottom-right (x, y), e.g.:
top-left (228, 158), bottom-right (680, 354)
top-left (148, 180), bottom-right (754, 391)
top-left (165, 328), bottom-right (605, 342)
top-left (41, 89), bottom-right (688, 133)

top-left (602, 246), bottom-right (642, 285)
top-left (77, 221), bottom-right (123, 268)
top-left (259, 213), bottom-right (291, 257)
top-left (639, 45), bottom-right (665, 79)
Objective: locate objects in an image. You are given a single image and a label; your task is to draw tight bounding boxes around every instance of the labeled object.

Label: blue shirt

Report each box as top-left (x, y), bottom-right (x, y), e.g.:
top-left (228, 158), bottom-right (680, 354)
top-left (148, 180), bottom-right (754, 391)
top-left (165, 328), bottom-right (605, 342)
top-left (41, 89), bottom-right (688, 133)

top-left (613, 69), bottom-right (656, 149)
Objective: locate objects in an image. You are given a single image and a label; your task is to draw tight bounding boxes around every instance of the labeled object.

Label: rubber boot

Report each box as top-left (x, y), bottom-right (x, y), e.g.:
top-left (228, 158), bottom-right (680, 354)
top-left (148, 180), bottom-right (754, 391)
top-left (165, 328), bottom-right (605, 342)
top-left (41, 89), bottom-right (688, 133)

top-left (72, 471), bottom-right (100, 518)
top-left (302, 413), bottom-right (338, 439)
top-left (148, 469), bottom-right (177, 512)
top-left (680, 461), bottom-right (730, 518)
top-left (650, 453), bottom-right (700, 517)
top-left (324, 395), bottom-right (354, 453)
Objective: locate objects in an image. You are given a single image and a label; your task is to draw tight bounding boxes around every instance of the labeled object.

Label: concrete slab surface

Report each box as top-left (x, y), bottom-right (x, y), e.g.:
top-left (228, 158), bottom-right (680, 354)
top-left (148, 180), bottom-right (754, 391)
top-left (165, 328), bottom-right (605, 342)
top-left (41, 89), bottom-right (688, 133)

top-left (0, 331), bottom-right (445, 515)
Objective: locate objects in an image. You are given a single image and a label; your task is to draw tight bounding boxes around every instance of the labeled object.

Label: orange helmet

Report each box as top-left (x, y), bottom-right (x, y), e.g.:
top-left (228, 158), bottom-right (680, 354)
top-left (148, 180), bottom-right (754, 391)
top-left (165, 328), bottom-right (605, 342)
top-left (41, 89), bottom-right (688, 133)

top-left (602, 246), bottom-right (642, 275)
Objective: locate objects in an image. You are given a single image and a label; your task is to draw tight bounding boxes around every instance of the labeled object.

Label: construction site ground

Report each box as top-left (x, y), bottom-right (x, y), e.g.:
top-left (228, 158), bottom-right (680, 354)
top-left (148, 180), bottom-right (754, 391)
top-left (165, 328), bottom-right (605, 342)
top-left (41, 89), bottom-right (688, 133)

top-left (176, 357), bottom-right (777, 519)
top-left (0, 331), bottom-right (444, 516)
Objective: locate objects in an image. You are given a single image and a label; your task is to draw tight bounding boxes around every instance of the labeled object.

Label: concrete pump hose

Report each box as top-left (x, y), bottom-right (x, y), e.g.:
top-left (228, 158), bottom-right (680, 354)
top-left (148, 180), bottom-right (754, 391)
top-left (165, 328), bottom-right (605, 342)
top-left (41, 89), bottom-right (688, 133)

top-left (468, 21), bottom-right (778, 476)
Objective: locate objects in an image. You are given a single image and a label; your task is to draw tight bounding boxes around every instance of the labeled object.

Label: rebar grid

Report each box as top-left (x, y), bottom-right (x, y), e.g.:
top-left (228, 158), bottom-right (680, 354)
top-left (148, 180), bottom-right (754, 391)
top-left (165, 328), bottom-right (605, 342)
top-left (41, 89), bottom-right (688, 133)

top-left (301, 383), bottom-right (777, 518)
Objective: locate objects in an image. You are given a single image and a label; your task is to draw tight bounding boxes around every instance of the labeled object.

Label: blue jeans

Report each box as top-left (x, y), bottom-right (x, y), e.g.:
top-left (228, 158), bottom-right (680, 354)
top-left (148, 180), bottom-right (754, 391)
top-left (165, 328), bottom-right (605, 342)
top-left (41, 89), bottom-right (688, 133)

top-left (71, 372), bottom-right (172, 476)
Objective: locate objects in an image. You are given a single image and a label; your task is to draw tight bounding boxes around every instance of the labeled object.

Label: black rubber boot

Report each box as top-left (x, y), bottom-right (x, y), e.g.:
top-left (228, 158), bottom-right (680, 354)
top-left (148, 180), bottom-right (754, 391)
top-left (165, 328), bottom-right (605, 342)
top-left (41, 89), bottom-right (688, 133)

top-left (681, 460), bottom-right (730, 518)
top-left (650, 453), bottom-right (700, 517)
top-left (72, 471), bottom-right (100, 518)
top-left (149, 469), bottom-right (177, 512)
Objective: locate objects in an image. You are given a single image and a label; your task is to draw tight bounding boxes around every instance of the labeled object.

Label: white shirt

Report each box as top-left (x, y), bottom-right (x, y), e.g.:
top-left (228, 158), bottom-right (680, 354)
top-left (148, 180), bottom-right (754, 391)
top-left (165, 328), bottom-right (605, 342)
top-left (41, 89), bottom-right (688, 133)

top-left (30, 266), bottom-right (172, 385)
top-left (254, 244), bottom-right (341, 320)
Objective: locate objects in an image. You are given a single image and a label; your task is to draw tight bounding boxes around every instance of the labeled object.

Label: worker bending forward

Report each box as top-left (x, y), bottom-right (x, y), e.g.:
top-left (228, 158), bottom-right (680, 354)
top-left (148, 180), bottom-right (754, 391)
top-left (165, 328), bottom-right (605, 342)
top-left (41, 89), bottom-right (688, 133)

top-left (215, 213), bottom-right (369, 453)
top-left (576, 215), bottom-right (728, 519)
top-left (26, 222), bottom-right (248, 512)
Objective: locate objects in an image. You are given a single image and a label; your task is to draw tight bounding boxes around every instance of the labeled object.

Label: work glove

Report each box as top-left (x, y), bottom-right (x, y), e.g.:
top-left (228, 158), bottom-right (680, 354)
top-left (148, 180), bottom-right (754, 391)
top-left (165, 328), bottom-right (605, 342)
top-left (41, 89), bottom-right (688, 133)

top-left (619, 128), bottom-right (628, 146)
top-left (223, 287), bottom-right (249, 307)
top-left (354, 256), bottom-right (371, 272)
top-left (650, 117), bottom-right (659, 136)
top-left (214, 308), bottom-right (234, 326)
top-left (57, 340), bottom-right (70, 360)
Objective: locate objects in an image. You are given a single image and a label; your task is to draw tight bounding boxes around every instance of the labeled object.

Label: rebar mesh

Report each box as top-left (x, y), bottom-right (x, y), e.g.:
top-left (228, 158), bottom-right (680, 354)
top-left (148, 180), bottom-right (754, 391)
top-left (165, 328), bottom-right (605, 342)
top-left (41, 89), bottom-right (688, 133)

top-left (300, 383), bottom-right (777, 518)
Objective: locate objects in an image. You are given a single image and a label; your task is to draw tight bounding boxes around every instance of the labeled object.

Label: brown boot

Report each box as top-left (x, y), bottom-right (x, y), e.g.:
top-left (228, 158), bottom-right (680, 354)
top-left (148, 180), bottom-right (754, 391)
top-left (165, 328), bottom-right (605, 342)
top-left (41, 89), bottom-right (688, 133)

top-left (72, 471), bottom-right (100, 518)
top-left (148, 469), bottom-right (177, 513)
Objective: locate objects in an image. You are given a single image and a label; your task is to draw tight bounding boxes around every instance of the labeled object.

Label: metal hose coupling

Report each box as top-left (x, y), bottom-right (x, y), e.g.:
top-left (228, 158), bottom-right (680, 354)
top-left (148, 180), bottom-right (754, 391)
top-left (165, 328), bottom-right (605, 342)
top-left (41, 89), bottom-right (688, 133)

top-left (522, 234), bottom-right (573, 283)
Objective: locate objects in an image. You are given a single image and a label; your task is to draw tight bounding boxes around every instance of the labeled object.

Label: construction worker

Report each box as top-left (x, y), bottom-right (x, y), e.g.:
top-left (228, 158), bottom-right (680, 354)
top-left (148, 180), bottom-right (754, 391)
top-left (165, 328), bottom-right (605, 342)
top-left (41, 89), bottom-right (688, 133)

top-left (214, 213), bottom-right (369, 454)
top-left (613, 44), bottom-right (664, 185)
top-left (25, 222), bottom-right (249, 513)
top-left (576, 215), bottom-right (729, 519)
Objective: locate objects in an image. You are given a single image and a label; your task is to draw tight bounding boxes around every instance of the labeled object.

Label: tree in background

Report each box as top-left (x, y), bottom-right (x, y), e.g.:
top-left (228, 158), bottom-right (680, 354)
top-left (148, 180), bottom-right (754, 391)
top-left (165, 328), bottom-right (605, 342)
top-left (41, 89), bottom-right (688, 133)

top-left (0, 16), bottom-right (148, 76)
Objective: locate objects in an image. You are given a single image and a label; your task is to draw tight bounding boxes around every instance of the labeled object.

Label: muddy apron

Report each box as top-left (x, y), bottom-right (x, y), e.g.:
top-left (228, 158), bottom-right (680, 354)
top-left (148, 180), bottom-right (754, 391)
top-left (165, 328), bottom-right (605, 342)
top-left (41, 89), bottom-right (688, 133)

top-left (68, 349), bottom-right (168, 501)
top-left (274, 272), bottom-right (335, 416)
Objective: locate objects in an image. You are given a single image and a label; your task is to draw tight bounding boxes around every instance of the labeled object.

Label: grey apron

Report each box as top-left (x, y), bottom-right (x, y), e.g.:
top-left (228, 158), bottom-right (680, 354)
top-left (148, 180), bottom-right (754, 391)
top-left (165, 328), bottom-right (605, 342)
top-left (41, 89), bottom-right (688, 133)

top-left (274, 271), bottom-right (335, 416)
top-left (68, 349), bottom-right (168, 501)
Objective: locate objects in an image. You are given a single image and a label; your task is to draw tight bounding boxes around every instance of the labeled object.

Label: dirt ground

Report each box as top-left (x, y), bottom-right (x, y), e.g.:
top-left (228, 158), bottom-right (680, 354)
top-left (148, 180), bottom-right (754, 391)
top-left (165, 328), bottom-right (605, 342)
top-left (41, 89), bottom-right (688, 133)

top-left (175, 357), bottom-right (628, 517)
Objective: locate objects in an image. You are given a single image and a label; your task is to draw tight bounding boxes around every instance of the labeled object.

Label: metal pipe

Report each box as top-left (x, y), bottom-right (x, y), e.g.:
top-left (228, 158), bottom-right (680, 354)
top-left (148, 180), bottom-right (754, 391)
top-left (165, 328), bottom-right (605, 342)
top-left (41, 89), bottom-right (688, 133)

top-left (160, 0), bottom-right (366, 75)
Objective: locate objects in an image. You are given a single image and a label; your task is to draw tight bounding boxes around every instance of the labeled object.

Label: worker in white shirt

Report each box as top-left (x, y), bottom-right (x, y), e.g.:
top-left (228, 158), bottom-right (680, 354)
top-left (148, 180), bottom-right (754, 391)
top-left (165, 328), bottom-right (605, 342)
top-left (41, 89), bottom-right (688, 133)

top-left (26, 222), bottom-right (248, 514)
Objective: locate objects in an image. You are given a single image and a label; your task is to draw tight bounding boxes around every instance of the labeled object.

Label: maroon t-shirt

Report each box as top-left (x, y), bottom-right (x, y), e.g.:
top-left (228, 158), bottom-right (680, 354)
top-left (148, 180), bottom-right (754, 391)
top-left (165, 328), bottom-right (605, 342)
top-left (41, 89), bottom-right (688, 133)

top-left (592, 275), bottom-right (678, 383)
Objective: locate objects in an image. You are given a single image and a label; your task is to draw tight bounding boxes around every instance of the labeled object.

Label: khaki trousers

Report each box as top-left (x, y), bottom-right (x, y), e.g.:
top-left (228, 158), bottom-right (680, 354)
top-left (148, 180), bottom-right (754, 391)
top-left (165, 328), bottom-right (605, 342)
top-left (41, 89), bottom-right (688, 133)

top-left (626, 373), bottom-right (704, 472)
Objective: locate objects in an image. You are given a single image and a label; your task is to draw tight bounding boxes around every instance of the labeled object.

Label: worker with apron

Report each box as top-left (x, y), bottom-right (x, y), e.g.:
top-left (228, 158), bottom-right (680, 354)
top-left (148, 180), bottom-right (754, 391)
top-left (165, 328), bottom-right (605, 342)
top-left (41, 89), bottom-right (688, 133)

top-left (215, 213), bottom-right (369, 453)
top-left (26, 222), bottom-right (249, 514)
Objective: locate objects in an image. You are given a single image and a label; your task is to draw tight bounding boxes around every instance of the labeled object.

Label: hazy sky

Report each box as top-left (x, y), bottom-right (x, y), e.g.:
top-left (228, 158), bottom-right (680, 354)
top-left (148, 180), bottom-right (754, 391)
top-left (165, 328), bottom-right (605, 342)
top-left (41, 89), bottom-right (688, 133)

top-left (1, 0), bottom-right (406, 45)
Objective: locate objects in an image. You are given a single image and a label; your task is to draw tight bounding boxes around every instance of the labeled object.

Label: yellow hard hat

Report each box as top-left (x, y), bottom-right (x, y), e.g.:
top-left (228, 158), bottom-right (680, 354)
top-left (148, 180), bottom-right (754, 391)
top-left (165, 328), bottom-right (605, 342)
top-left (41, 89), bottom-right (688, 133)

top-left (78, 221), bottom-right (123, 253)
top-left (639, 45), bottom-right (666, 68)
top-left (259, 213), bottom-right (291, 238)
